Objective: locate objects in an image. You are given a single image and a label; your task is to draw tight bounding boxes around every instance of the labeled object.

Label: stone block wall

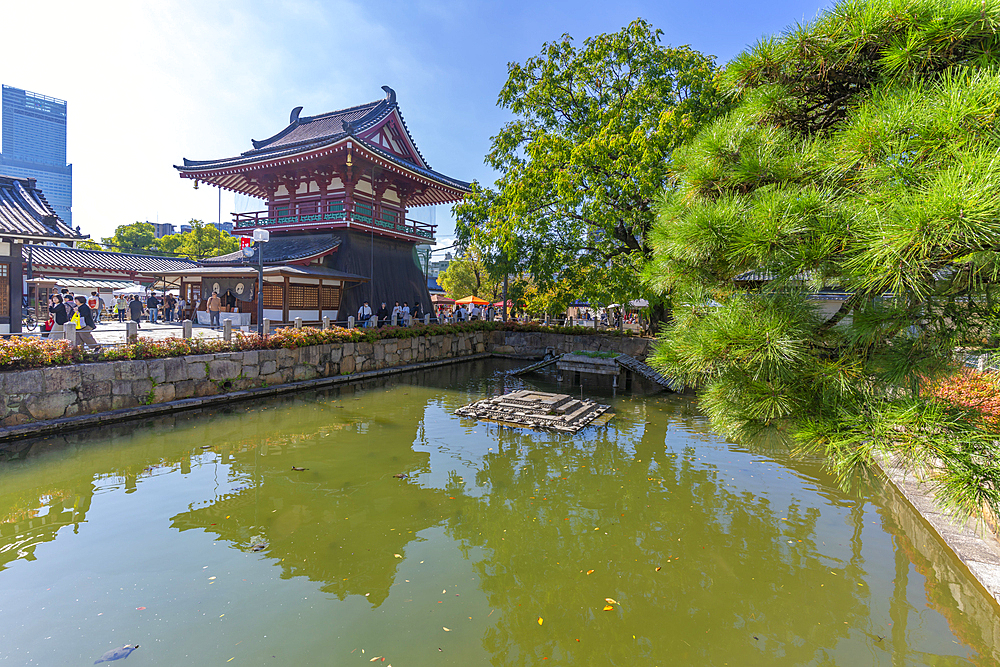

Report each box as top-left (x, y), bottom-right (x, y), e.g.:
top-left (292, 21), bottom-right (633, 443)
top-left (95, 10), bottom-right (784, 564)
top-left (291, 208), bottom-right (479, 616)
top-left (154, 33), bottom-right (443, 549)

top-left (0, 329), bottom-right (649, 426)
top-left (489, 330), bottom-right (651, 360)
top-left (0, 331), bottom-right (490, 425)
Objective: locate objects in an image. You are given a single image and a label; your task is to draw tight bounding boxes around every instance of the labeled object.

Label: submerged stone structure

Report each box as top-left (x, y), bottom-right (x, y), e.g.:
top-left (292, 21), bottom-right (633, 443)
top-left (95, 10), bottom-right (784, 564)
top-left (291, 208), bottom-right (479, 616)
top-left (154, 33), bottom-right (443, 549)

top-left (456, 389), bottom-right (611, 433)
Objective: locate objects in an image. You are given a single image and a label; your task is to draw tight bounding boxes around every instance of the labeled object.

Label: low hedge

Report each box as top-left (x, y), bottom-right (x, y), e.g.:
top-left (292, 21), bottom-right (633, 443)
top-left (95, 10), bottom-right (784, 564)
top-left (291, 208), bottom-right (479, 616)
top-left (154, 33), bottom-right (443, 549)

top-left (0, 321), bottom-right (640, 371)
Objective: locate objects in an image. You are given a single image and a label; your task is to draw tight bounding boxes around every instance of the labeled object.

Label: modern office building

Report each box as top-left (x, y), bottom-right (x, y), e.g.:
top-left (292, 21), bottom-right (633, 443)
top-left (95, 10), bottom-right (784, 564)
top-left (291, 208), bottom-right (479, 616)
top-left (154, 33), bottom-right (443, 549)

top-left (151, 222), bottom-right (175, 238)
top-left (0, 85), bottom-right (73, 227)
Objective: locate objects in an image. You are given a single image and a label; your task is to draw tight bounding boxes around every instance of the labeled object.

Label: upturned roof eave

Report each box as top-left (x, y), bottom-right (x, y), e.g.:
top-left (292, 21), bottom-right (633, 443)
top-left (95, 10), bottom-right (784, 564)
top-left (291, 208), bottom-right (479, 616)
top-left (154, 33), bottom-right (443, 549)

top-left (176, 135), bottom-right (471, 196)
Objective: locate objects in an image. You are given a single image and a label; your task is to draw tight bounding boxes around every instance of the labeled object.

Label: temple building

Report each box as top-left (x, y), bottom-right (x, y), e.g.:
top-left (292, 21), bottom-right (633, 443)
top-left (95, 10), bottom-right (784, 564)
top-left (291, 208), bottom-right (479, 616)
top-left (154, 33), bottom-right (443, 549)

top-left (173, 86), bottom-right (470, 324)
top-left (0, 174), bottom-right (84, 332)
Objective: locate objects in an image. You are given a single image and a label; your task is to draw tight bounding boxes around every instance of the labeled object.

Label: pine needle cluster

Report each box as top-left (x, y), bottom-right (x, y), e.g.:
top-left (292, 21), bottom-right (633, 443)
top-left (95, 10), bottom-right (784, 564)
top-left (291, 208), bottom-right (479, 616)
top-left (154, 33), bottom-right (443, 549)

top-left (646, 0), bottom-right (1000, 521)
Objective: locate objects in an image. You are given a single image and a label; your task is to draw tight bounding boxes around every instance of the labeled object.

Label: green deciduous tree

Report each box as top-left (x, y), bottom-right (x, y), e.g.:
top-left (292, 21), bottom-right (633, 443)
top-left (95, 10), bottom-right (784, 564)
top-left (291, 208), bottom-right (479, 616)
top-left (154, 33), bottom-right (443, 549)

top-left (455, 19), bottom-right (723, 325)
top-left (439, 255), bottom-right (491, 301)
top-left (75, 240), bottom-right (103, 251)
top-left (101, 222), bottom-right (159, 254)
top-left (158, 220), bottom-right (239, 260)
top-left (646, 0), bottom-right (1000, 520)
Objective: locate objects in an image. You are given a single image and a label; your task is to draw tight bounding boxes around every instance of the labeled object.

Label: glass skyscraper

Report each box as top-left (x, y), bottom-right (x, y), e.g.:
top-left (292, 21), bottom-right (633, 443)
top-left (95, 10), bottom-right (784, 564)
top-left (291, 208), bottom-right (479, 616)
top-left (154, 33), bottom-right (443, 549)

top-left (0, 85), bottom-right (72, 226)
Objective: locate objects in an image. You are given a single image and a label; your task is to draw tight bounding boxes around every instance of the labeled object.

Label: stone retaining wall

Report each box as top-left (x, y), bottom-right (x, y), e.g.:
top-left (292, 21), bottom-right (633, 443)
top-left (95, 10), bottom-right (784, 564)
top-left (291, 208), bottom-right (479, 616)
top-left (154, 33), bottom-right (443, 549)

top-left (489, 330), bottom-right (651, 359)
top-left (0, 331), bottom-right (490, 426)
top-left (0, 331), bottom-right (650, 427)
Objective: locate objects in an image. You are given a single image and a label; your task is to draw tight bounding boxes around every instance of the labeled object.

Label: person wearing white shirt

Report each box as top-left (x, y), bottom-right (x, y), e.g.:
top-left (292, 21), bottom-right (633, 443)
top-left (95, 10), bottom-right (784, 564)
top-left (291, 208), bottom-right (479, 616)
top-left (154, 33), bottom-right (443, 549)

top-left (402, 301), bottom-right (411, 326)
top-left (391, 301), bottom-right (402, 325)
top-left (358, 301), bottom-right (373, 327)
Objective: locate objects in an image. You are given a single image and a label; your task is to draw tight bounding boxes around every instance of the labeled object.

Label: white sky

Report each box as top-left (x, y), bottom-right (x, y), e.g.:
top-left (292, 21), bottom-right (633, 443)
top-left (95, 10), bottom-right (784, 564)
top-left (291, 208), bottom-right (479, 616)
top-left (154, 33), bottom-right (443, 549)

top-left (0, 0), bottom-right (831, 252)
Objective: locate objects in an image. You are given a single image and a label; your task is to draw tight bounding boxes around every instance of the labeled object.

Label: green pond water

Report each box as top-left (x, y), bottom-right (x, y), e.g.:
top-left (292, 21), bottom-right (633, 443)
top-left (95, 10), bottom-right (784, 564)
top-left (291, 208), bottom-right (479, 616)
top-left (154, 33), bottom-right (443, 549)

top-left (0, 359), bottom-right (996, 666)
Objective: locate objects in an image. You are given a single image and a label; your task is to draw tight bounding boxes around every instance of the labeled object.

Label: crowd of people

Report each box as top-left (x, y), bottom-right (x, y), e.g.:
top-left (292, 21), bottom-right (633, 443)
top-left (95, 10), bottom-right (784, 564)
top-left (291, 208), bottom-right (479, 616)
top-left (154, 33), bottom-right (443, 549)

top-left (356, 300), bottom-right (427, 327)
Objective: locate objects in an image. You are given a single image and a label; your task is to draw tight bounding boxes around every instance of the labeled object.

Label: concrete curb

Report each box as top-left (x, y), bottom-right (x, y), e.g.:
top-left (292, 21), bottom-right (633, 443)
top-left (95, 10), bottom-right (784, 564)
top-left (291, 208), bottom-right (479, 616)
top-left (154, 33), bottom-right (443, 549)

top-left (877, 456), bottom-right (1000, 607)
top-left (0, 352), bottom-right (492, 444)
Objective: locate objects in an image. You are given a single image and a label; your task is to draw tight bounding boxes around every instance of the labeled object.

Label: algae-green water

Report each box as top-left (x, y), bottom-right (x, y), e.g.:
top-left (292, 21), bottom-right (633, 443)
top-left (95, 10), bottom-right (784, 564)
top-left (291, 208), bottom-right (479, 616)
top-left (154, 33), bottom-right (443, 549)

top-left (0, 359), bottom-right (995, 665)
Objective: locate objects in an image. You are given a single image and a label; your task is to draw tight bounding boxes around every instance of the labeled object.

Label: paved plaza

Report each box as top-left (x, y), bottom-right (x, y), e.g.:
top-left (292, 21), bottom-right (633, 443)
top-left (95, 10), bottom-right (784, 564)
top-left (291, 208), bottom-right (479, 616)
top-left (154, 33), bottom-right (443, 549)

top-left (82, 319), bottom-right (227, 345)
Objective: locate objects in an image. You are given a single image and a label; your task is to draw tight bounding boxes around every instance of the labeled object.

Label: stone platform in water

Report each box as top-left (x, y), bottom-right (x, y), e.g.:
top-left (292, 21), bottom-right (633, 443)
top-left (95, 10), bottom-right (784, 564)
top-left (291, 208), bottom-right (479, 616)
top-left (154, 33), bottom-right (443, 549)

top-left (456, 389), bottom-right (612, 433)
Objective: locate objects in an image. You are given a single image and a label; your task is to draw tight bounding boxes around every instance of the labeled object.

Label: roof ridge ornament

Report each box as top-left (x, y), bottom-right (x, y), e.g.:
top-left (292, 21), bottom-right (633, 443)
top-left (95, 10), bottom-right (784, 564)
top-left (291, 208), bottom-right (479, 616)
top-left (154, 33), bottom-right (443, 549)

top-left (289, 106), bottom-right (303, 125)
top-left (382, 86), bottom-right (396, 106)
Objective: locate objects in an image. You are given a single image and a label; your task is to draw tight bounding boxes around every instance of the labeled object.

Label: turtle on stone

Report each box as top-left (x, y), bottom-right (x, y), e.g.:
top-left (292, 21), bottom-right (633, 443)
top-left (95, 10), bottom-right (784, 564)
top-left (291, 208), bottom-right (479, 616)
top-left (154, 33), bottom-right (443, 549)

top-left (94, 645), bottom-right (139, 663)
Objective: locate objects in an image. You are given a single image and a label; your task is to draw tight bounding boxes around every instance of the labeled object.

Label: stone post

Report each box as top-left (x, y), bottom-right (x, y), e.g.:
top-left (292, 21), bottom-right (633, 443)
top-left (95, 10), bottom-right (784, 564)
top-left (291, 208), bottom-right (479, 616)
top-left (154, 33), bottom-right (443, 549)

top-left (978, 353), bottom-right (989, 372)
top-left (544, 314), bottom-right (550, 325)
top-left (322, 316), bottom-right (330, 330)
top-left (182, 319), bottom-right (193, 338)
top-left (64, 322), bottom-right (77, 347)
top-left (262, 318), bottom-right (270, 337)
top-left (347, 316), bottom-right (355, 329)
top-left (294, 317), bottom-right (303, 329)
top-left (223, 319), bottom-right (233, 342)
top-left (126, 321), bottom-right (139, 343)
top-left (391, 313), bottom-right (397, 327)
top-left (424, 313), bottom-right (430, 325)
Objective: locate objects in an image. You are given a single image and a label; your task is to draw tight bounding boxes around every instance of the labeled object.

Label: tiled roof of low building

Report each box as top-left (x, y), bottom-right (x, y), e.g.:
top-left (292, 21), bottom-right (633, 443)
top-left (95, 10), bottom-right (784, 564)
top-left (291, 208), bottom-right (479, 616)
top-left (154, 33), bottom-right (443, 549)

top-left (25, 245), bottom-right (198, 273)
top-left (200, 235), bottom-right (341, 265)
top-left (0, 175), bottom-right (82, 241)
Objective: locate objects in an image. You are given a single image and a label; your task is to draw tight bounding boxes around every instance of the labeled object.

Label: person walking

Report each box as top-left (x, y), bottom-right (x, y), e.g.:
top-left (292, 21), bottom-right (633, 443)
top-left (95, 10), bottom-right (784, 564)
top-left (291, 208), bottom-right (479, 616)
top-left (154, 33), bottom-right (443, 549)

top-left (206, 291), bottom-right (222, 329)
top-left (146, 292), bottom-right (160, 324)
top-left (411, 301), bottom-right (423, 325)
top-left (164, 293), bottom-right (176, 322)
top-left (73, 296), bottom-right (101, 349)
top-left (44, 294), bottom-right (71, 338)
top-left (127, 294), bottom-right (144, 329)
top-left (116, 295), bottom-right (127, 322)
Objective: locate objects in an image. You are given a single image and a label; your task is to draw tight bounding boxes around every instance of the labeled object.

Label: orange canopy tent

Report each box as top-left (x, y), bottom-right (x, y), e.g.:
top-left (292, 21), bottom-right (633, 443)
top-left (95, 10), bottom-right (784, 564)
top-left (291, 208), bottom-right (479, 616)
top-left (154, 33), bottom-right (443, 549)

top-left (455, 295), bottom-right (489, 305)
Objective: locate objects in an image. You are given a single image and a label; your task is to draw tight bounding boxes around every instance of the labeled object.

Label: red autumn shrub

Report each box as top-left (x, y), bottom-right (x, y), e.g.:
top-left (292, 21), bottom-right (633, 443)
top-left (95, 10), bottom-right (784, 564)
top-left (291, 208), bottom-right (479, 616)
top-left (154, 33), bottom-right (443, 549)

top-left (929, 369), bottom-right (1000, 420)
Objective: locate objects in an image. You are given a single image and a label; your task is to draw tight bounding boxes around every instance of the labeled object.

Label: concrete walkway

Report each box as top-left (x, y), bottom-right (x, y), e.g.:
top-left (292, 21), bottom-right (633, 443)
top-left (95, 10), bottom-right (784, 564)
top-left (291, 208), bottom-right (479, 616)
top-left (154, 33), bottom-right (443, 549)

top-left (87, 320), bottom-right (226, 345)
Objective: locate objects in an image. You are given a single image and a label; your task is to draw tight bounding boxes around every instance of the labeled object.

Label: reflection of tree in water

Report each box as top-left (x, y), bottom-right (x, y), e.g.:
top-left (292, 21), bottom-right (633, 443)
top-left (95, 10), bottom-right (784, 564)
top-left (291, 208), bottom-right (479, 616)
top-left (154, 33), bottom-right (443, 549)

top-left (446, 400), bottom-right (875, 666)
top-left (169, 386), bottom-right (452, 606)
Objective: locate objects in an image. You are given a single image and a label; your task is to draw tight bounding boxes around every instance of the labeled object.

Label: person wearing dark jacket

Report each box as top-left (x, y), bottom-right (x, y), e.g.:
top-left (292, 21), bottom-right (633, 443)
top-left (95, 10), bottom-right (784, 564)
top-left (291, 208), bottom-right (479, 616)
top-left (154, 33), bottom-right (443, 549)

top-left (43, 294), bottom-right (71, 338)
top-left (146, 293), bottom-right (160, 324)
top-left (128, 295), bottom-right (144, 329)
top-left (73, 296), bottom-right (100, 348)
top-left (375, 302), bottom-right (389, 328)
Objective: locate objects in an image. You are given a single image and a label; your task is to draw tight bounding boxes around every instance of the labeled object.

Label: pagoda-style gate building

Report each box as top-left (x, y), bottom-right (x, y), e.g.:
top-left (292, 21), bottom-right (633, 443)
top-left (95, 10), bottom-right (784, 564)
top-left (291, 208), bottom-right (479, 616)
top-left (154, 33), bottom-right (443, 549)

top-left (174, 86), bottom-right (470, 323)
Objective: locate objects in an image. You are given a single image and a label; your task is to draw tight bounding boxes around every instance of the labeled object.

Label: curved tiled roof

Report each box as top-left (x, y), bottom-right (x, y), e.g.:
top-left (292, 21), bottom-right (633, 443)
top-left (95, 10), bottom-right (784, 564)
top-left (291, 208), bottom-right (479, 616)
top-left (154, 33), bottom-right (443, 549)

top-left (247, 100), bottom-right (385, 155)
top-left (0, 175), bottom-right (82, 240)
top-left (25, 245), bottom-right (198, 272)
top-left (200, 235), bottom-right (341, 265)
top-left (175, 87), bottom-right (470, 200)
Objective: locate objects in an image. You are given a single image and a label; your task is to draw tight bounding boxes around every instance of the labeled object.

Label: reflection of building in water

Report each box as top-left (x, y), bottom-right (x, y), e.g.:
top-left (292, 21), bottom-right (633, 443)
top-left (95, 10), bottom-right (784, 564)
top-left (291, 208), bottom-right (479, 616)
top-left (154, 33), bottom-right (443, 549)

top-left (876, 480), bottom-right (1000, 664)
top-left (168, 383), bottom-right (451, 604)
top-left (0, 481), bottom-right (93, 573)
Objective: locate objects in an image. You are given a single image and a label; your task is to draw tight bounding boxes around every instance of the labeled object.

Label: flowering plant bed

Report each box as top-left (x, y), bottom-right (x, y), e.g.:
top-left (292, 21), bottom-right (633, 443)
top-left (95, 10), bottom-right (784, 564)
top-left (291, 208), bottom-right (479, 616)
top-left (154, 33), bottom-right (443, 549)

top-left (929, 369), bottom-right (1000, 422)
top-left (0, 321), bottom-right (641, 371)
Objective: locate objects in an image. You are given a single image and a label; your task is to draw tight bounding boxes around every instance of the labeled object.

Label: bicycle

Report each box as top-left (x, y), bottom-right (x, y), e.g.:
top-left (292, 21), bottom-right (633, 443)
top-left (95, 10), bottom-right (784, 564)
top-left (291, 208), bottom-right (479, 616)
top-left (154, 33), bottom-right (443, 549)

top-left (22, 307), bottom-right (36, 331)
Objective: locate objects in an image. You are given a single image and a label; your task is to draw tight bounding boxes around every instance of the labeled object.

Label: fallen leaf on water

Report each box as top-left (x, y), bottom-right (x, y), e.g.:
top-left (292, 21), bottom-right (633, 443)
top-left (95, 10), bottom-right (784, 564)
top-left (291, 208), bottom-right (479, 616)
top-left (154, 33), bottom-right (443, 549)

top-left (370, 657), bottom-right (381, 662)
top-left (136, 607), bottom-right (146, 610)
top-left (586, 570), bottom-right (594, 575)
top-left (538, 617), bottom-right (543, 625)
top-left (655, 567), bottom-right (662, 571)
top-left (603, 605), bottom-right (614, 611)
top-left (393, 554), bottom-right (402, 558)
top-left (605, 598), bottom-right (619, 605)
top-left (443, 627), bottom-right (451, 632)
